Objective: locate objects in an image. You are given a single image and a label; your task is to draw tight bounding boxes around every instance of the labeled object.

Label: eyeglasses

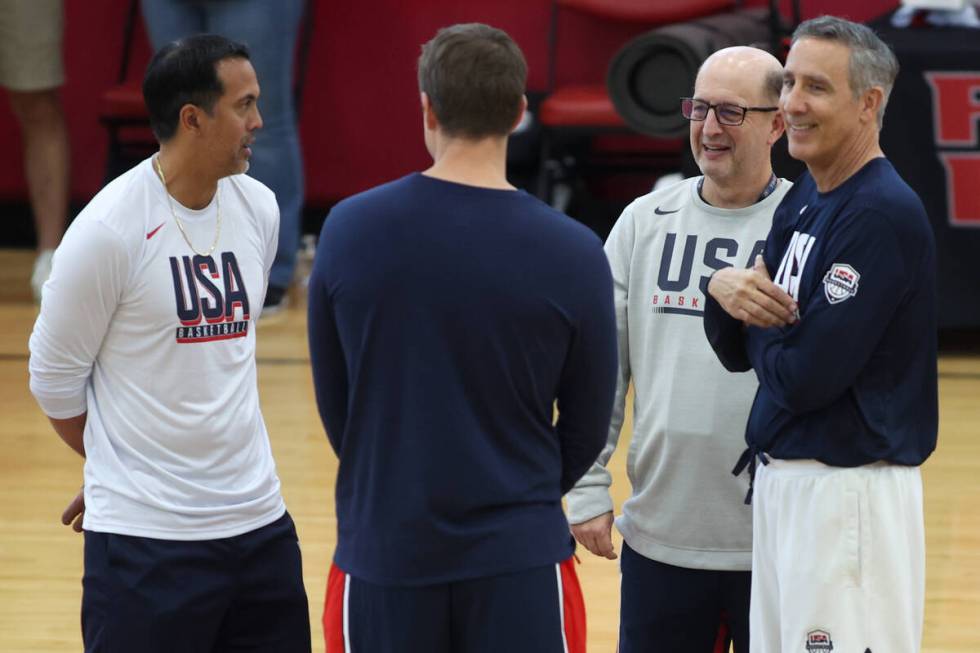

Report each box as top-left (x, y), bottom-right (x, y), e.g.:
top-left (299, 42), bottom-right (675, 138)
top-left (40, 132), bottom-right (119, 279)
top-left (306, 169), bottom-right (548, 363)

top-left (680, 98), bottom-right (778, 126)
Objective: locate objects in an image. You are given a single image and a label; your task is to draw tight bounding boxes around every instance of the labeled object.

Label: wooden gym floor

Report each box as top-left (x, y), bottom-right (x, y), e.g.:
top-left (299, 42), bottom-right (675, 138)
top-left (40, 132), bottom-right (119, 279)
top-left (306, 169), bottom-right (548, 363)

top-left (0, 247), bottom-right (977, 652)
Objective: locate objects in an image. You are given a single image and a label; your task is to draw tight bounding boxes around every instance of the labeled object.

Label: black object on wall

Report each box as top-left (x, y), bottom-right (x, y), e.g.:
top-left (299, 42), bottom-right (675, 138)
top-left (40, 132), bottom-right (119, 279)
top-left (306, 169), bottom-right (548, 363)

top-left (607, 8), bottom-right (775, 138)
top-left (870, 12), bottom-right (980, 328)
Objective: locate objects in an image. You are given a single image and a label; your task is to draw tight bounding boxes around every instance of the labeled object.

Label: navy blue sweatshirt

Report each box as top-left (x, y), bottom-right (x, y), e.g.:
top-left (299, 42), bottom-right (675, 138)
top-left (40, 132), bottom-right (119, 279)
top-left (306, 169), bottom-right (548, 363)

top-left (704, 159), bottom-right (938, 467)
top-left (307, 173), bottom-right (618, 586)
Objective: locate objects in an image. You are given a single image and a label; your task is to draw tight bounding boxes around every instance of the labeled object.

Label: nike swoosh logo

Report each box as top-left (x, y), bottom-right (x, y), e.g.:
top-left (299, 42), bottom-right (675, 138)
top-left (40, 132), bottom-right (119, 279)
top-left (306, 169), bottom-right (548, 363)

top-left (654, 206), bottom-right (680, 215)
top-left (146, 223), bottom-right (165, 240)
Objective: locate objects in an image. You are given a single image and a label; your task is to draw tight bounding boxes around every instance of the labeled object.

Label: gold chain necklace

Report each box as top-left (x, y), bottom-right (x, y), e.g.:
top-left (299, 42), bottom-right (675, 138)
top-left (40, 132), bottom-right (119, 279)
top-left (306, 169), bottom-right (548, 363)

top-left (153, 156), bottom-right (222, 257)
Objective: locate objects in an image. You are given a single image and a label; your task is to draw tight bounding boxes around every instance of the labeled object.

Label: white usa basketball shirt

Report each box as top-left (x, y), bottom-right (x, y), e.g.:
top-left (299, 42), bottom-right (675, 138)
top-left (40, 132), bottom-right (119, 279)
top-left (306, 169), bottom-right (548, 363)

top-left (29, 157), bottom-right (285, 540)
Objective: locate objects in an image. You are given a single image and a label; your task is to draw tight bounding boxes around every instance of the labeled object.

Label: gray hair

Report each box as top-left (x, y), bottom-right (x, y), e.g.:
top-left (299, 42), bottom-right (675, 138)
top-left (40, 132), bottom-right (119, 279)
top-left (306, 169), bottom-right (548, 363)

top-left (792, 16), bottom-right (898, 129)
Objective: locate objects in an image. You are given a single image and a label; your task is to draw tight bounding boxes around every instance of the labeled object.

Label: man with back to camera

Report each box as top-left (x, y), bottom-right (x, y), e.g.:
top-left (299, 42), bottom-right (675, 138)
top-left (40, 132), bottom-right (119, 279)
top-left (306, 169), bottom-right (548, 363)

top-left (704, 15), bottom-right (937, 653)
top-left (566, 46), bottom-right (787, 653)
top-left (307, 22), bottom-right (618, 653)
top-left (28, 35), bottom-right (310, 652)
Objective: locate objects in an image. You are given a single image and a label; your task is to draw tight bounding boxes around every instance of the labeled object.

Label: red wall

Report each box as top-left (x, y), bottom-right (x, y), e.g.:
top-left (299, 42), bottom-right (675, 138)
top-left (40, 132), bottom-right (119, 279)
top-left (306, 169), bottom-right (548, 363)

top-left (0, 0), bottom-right (897, 207)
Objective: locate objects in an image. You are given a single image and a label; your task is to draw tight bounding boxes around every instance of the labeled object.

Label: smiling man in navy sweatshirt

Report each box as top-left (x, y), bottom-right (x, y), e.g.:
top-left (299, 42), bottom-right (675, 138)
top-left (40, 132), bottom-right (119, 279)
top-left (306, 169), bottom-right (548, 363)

top-left (704, 16), bottom-right (938, 653)
top-left (307, 23), bottom-right (617, 653)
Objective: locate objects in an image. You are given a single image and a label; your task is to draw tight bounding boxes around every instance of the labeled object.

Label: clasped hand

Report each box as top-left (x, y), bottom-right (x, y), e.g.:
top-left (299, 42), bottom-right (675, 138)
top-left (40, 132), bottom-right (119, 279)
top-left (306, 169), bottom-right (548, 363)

top-left (708, 255), bottom-right (798, 328)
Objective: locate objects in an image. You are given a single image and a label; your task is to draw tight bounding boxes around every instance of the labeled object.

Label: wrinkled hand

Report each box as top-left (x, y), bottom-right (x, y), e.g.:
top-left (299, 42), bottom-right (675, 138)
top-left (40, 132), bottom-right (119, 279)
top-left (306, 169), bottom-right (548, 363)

top-left (62, 488), bottom-right (85, 533)
top-left (708, 255), bottom-right (798, 328)
top-left (571, 511), bottom-right (616, 560)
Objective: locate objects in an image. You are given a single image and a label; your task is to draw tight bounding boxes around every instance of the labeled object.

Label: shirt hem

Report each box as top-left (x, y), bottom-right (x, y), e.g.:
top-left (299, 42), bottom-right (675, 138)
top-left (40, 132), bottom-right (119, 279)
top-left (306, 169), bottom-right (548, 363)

top-left (618, 518), bottom-right (751, 572)
top-left (83, 502), bottom-right (286, 541)
top-left (334, 543), bottom-right (575, 588)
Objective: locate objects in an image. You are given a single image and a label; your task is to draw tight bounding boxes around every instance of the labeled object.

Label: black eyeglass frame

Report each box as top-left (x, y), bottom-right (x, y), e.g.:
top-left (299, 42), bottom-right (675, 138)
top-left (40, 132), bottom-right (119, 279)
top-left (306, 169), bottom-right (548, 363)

top-left (680, 97), bottom-right (778, 126)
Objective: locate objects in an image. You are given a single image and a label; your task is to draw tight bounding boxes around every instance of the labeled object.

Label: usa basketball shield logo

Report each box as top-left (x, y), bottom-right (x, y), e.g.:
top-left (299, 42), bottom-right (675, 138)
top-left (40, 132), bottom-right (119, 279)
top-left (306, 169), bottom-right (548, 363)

top-left (823, 263), bottom-right (860, 305)
top-left (805, 629), bottom-right (834, 651)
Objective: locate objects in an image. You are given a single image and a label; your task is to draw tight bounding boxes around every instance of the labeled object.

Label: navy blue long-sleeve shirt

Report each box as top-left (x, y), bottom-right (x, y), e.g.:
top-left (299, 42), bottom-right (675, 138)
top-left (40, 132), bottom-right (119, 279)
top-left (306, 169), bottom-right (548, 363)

top-left (307, 173), bottom-right (618, 586)
top-left (704, 158), bottom-right (937, 467)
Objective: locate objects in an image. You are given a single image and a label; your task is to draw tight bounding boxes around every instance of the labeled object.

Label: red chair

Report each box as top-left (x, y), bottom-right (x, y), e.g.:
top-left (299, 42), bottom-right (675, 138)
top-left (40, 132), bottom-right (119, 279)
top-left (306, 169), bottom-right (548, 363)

top-left (535, 0), bottom-right (738, 207)
top-left (99, 0), bottom-right (155, 183)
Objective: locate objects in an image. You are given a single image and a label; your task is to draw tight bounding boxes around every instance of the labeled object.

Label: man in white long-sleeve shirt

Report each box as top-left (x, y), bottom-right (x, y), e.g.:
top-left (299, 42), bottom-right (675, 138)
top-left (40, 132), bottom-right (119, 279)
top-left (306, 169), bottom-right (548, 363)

top-left (28, 34), bottom-right (310, 652)
top-left (566, 47), bottom-right (792, 653)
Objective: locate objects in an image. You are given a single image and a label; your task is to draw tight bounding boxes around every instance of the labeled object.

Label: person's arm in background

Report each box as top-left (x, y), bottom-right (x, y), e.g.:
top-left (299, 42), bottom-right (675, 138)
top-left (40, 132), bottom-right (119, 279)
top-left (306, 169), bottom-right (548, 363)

top-left (704, 222), bottom-right (797, 370)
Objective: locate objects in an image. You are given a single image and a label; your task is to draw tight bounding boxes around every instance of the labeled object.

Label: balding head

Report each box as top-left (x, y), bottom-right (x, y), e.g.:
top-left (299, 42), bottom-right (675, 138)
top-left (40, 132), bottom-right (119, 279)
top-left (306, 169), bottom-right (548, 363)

top-left (687, 46), bottom-right (785, 207)
top-left (697, 46), bottom-right (783, 106)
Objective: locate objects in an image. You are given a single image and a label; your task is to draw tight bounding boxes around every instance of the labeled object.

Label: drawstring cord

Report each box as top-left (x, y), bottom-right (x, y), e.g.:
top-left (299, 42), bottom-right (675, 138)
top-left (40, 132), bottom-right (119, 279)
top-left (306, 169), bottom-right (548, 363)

top-left (732, 446), bottom-right (769, 505)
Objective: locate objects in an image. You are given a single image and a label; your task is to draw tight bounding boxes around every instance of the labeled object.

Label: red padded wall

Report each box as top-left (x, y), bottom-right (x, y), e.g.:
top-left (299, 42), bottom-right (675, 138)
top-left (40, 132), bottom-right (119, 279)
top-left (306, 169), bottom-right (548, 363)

top-left (0, 0), bottom-right (897, 206)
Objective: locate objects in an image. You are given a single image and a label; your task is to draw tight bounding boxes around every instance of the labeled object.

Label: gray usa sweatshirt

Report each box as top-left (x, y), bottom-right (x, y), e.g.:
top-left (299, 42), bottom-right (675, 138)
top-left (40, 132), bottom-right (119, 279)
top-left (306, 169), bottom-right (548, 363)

top-left (566, 176), bottom-right (791, 571)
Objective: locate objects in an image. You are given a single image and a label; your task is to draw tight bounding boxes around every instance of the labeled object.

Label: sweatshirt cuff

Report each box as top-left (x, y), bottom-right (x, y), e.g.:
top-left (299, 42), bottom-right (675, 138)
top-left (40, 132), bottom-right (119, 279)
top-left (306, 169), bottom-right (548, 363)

top-left (565, 487), bottom-right (614, 525)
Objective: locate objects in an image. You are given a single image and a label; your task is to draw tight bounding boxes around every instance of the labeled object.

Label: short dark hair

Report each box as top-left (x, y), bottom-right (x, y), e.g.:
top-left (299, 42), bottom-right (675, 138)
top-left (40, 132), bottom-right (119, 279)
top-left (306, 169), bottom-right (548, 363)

top-left (417, 23), bottom-right (527, 139)
top-left (142, 34), bottom-right (250, 142)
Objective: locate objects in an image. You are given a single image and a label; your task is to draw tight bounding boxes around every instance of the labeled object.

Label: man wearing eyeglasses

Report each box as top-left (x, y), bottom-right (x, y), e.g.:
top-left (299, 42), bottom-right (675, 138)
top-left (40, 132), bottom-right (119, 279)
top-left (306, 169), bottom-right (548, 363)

top-left (566, 46), bottom-right (786, 653)
top-left (704, 17), bottom-right (936, 653)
